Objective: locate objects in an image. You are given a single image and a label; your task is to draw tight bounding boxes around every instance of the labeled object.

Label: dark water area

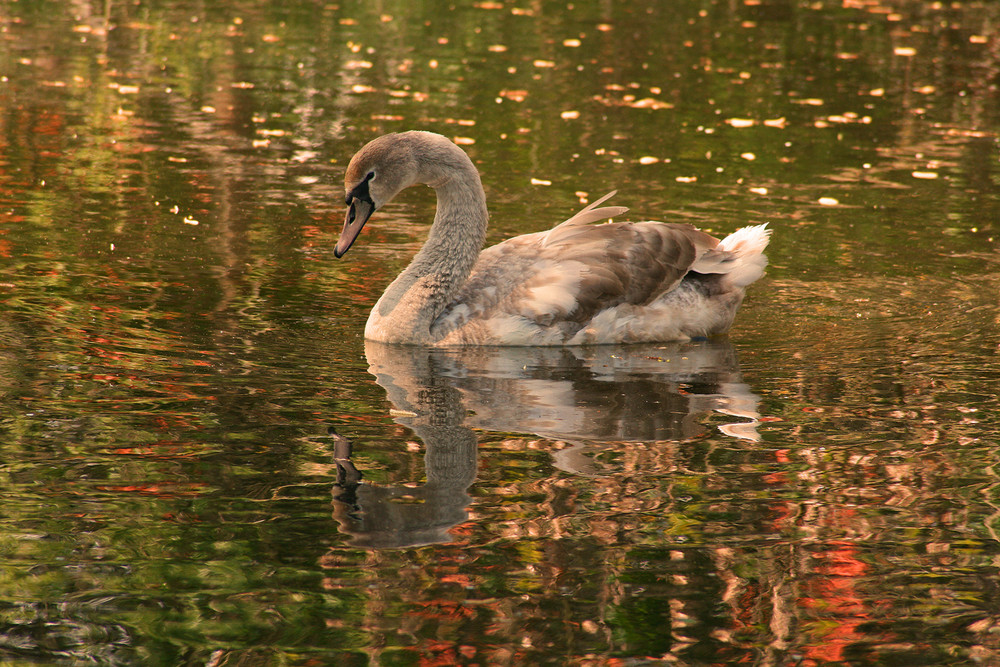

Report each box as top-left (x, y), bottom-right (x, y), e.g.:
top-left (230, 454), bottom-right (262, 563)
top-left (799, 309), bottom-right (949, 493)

top-left (0, 0), bottom-right (999, 664)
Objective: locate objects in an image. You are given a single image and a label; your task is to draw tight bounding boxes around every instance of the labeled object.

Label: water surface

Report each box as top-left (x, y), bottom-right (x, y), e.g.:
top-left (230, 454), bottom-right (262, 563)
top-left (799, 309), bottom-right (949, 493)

top-left (1, 0), bottom-right (999, 664)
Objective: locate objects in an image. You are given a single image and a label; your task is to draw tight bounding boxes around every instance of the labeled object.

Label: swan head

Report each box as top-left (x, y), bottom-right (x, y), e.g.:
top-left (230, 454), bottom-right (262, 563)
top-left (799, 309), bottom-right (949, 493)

top-left (335, 132), bottom-right (434, 258)
top-left (336, 131), bottom-right (477, 257)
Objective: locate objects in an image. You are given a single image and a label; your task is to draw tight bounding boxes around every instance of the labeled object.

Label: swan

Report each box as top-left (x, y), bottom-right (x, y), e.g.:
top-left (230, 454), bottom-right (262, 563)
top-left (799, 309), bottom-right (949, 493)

top-left (335, 131), bottom-right (770, 346)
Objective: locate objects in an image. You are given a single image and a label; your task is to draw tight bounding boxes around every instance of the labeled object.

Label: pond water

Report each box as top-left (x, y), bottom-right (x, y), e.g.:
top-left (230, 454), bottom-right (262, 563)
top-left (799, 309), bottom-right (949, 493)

top-left (1, 0), bottom-right (999, 664)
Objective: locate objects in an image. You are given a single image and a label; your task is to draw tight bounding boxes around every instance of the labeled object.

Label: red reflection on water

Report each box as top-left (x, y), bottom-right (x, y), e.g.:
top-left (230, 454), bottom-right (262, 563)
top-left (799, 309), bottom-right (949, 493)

top-left (798, 537), bottom-right (878, 664)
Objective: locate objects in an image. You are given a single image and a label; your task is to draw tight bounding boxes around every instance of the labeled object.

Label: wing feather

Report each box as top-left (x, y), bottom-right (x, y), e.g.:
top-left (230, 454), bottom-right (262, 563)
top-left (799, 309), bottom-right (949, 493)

top-left (541, 190), bottom-right (629, 246)
top-left (432, 214), bottom-right (721, 340)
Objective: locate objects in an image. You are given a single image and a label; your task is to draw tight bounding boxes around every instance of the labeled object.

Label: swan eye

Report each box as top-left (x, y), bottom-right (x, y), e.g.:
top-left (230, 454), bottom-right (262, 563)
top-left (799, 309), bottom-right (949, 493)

top-left (346, 171), bottom-right (377, 207)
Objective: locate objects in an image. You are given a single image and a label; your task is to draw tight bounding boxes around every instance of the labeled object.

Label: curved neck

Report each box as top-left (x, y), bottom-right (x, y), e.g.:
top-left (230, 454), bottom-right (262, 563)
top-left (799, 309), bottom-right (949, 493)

top-left (366, 157), bottom-right (488, 344)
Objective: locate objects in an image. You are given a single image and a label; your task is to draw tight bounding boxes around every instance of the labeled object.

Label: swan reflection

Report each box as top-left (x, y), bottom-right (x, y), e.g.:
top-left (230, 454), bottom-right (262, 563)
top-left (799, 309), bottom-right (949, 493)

top-left (332, 340), bottom-right (761, 548)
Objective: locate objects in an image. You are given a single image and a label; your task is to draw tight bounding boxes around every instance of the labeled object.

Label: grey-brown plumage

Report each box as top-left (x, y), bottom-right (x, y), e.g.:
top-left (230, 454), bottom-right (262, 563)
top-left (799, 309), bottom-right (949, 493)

top-left (336, 131), bottom-right (770, 346)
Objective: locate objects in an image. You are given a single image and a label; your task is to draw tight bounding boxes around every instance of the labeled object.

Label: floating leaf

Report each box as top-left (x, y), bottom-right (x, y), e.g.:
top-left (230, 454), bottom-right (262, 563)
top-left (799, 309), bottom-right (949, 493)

top-left (499, 89), bottom-right (528, 102)
top-left (630, 98), bottom-right (673, 110)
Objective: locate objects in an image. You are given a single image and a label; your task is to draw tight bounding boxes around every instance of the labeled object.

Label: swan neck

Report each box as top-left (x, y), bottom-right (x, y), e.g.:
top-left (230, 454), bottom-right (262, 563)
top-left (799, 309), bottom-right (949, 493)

top-left (366, 154), bottom-right (488, 344)
top-left (423, 178), bottom-right (488, 262)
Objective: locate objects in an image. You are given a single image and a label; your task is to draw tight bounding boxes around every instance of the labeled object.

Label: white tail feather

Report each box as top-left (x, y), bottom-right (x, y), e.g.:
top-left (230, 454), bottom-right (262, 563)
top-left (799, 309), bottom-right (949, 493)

top-left (718, 223), bottom-right (771, 255)
top-left (717, 223), bottom-right (770, 288)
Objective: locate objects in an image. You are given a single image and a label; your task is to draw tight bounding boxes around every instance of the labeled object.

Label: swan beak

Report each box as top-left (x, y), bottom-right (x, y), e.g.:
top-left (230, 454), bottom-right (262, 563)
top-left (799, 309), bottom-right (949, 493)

top-left (335, 197), bottom-right (375, 258)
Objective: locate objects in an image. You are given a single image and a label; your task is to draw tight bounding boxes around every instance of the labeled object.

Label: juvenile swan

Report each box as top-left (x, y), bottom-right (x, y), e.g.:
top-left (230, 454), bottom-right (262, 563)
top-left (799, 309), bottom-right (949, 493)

top-left (336, 131), bottom-right (770, 346)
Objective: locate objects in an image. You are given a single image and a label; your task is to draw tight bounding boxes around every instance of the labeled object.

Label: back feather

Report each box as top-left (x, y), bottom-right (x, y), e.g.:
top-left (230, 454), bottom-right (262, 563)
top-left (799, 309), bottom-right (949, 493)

top-left (541, 191), bottom-right (628, 247)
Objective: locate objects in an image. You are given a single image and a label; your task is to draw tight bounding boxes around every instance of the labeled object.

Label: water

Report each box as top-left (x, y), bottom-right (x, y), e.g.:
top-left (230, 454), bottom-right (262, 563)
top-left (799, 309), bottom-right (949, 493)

top-left (0, 0), bottom-right (999, 664)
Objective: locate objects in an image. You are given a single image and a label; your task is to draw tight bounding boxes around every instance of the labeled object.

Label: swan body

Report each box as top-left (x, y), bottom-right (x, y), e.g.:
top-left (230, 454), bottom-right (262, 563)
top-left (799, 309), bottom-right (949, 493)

top-left (336, 131), bottom-right (770, 346)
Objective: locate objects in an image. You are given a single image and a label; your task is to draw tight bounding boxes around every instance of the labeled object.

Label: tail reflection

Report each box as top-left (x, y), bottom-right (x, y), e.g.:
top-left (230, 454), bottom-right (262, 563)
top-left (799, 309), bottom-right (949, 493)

top-left (332, 340), bottom-right (761, 548)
